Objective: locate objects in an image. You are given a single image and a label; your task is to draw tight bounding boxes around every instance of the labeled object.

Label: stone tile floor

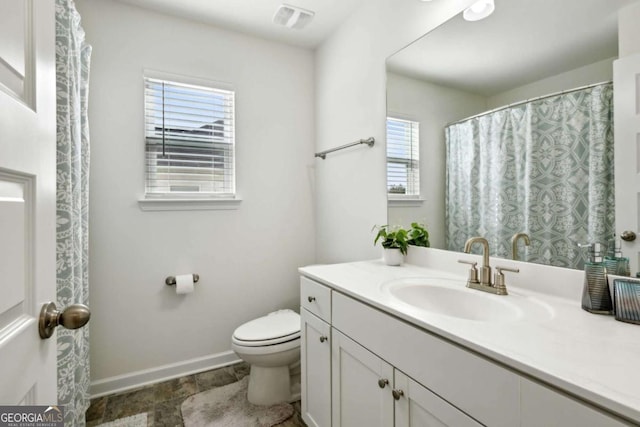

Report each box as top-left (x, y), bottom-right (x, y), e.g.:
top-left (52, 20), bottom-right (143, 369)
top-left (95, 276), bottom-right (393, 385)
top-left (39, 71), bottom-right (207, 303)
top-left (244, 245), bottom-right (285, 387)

top-left (86, 362), bottom-right (306, 427)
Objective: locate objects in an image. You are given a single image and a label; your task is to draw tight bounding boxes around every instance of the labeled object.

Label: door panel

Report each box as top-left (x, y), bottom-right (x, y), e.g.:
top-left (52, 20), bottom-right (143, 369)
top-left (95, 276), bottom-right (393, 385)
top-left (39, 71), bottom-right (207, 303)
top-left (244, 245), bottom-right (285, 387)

top-left (394, 370), bottom-right (481, 427)
top-left (301, 309), bottom-right (331, 427)
top-left (0, 0), bottom-right (57, 405)
top-left (614, 53), bottom-right (640, 275)
top-left (331, 329), bottom-right (393, 427)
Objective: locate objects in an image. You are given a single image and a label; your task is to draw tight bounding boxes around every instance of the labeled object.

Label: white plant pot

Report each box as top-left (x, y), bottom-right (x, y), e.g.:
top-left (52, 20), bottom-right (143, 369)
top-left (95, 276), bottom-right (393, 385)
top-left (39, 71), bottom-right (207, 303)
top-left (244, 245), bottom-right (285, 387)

top-left (383, 248), bottom-right (404, 266)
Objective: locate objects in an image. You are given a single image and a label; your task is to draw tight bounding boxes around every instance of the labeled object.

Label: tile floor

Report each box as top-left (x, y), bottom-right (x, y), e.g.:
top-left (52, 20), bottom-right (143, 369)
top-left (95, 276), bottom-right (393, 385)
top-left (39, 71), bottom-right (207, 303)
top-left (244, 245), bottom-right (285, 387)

top-left (86, 362), bottom-right (306, 427)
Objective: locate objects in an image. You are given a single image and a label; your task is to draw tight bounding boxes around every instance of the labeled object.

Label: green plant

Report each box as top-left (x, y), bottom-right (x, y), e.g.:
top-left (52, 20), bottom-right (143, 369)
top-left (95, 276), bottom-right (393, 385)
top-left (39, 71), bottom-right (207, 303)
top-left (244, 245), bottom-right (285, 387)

top-left (407, 222), bottom-right (430, 248)
top-left (388, 184), bottom-right (406, 194)
top-left (373, 225), bottom-right (408, 255)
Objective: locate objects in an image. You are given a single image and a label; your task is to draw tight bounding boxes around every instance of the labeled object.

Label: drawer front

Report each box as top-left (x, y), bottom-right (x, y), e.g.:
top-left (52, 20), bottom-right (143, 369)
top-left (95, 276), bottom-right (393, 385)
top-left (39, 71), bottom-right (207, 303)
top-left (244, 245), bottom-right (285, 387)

top-left (332, 292), bottom-right (519, 427)
top-left (520, 379), bottom-right (631, 427)
top-left (301, 276), bottom-right (331, 322)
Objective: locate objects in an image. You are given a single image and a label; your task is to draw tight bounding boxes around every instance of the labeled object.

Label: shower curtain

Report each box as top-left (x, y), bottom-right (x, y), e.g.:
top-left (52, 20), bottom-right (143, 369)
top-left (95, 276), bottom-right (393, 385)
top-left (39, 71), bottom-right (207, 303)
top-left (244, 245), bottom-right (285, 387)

top-left (445, 83), bottom-right (614, 269)
top-left (56, 0), bottom-right (92, 425)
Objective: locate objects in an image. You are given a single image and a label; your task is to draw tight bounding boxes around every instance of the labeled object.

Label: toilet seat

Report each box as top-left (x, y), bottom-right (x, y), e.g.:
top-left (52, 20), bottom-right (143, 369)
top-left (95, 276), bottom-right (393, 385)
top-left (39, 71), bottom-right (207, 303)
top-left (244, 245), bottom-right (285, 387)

top-left (232, 309), bottom-right (301, 347)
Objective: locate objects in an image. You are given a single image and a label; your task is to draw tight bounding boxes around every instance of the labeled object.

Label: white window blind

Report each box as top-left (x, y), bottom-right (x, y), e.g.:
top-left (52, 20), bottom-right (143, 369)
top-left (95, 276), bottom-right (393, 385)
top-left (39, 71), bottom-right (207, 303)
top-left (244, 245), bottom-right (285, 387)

top-left (144, 77), bottom-right (235, 197)
top-left (386, 117), bottom-right (420, 196)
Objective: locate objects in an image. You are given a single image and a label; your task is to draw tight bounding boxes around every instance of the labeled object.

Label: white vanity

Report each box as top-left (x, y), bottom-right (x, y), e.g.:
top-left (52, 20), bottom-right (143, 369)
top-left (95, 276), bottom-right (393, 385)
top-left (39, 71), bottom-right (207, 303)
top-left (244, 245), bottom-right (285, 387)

top-left (298, 248), bottom-right (640, 427)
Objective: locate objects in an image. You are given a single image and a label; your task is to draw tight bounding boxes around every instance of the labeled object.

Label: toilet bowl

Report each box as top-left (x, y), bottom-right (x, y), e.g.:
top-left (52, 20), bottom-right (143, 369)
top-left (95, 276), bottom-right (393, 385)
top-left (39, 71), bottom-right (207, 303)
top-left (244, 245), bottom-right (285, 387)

top-left (231, 309), bottom-right (301, 405)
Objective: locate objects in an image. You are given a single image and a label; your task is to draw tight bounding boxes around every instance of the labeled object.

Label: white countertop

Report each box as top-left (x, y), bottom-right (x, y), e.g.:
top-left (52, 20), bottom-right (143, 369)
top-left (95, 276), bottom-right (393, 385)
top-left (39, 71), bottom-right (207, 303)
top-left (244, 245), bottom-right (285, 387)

top-left (299, 257), bottom-right (640, 423)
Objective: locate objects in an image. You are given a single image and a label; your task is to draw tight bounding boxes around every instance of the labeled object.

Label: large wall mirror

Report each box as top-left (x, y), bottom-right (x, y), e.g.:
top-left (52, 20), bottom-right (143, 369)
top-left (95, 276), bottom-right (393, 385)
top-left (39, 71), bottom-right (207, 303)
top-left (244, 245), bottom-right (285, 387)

top-left (386, 0), bottom-right (636, 270)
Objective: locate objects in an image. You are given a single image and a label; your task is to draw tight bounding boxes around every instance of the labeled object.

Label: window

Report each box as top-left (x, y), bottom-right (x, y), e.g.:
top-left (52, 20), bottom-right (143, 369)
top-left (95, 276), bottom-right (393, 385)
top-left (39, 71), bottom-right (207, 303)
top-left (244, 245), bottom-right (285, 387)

top-left (386, 117), bottom-right (420, 197)
top-left (144, 76), bottom-right (235, 198)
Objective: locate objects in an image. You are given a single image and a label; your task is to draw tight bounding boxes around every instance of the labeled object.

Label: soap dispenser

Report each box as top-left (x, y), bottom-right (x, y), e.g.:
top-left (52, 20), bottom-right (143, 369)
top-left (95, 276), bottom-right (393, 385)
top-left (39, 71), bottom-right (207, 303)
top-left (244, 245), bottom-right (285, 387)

top-left (580, 243), bottom-right (613, 314)
top-left (604, 237), bottom-right (631, 277)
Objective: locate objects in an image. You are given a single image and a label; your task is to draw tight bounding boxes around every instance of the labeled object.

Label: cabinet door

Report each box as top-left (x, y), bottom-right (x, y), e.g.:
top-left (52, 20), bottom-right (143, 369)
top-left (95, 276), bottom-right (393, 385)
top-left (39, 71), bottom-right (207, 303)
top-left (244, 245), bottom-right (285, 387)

top-left (332, 329), bottom-right (394, 427)
top-left (301, 309), bottom-right (332, 427)
top-left (394, 370), bottom-right (482, 427)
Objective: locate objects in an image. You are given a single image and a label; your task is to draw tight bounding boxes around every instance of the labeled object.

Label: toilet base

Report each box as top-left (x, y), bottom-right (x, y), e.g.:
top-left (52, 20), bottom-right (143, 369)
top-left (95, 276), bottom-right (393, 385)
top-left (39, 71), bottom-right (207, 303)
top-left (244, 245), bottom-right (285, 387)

top-left (247, 365), bottom-right (295, 405)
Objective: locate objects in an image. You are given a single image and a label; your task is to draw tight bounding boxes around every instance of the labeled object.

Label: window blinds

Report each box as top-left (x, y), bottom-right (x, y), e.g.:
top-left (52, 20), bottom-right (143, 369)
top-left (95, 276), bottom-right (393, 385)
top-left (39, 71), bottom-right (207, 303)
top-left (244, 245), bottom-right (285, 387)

top-left (144, 77), bottom-right (235, 197)
top-left (386, 117), bottom-right (420, 196)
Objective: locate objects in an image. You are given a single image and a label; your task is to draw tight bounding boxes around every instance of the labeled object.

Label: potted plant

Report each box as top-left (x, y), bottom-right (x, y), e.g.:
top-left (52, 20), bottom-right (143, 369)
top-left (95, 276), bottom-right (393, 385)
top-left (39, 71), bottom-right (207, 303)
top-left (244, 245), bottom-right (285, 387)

top-left (373, 225), bottom-right (408, 266)
top-left (407, 222), bottom-right (430, 248)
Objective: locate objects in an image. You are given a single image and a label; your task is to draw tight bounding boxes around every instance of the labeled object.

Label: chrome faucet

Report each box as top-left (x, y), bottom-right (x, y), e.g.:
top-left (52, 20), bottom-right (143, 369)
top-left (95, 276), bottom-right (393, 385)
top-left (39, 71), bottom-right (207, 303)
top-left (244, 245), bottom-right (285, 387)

top-left (511, 232), bottom-right (530, 261)
top-left (459, 236), bottom-right (519, 295)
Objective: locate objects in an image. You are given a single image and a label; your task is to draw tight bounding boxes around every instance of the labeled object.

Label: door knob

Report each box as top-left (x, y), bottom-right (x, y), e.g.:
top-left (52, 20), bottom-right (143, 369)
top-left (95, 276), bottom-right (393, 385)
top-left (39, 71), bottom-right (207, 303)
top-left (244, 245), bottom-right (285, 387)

top-left (378, 378), bottom-right (389, 388)
top-left (39, 302), bottom-right (90, 339)
top-left (621, 230), bottom-right (637, 242)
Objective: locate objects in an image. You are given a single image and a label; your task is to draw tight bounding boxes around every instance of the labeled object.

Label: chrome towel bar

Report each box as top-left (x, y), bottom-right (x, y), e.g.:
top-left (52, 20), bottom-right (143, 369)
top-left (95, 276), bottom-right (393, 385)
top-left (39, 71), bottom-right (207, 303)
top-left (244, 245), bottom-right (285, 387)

top-left (315, 137), bottom-right (375, 159)
top-left (165, 274), bottom-right (200, 286)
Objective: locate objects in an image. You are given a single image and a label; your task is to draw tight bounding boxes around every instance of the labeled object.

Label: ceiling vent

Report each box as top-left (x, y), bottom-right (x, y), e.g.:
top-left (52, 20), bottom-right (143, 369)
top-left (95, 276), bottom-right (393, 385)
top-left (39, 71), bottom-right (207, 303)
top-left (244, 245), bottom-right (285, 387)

top-left (273, 4), bottom-right (315, 29)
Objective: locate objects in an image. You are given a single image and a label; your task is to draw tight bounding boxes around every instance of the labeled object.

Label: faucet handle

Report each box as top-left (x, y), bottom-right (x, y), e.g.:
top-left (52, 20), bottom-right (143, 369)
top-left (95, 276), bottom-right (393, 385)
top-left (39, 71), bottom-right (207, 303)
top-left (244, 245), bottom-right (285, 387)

top-left (458, 259), bottom-right (480, 284)
top-left (493, 266), bottom-right (519, 295)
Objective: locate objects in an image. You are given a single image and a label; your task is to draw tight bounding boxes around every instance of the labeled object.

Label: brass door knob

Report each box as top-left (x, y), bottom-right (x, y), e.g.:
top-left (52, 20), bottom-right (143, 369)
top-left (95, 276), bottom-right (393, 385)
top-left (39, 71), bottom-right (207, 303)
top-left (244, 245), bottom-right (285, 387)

top-left (39, 302), bottom-right (91, 339)
top-left (621, 230), bottom-right (637, 242)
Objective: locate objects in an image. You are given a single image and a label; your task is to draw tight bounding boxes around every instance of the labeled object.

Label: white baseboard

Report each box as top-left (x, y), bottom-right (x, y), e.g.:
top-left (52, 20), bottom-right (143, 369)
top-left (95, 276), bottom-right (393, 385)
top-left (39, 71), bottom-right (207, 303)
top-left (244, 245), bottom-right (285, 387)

top-left (89, 351), bottom-right (242, 398)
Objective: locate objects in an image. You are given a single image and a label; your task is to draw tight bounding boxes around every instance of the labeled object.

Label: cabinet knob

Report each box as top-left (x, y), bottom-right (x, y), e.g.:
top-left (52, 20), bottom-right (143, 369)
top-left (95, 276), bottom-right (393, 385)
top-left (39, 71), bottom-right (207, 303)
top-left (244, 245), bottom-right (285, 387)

top-left (377, 378), bottom-right (389, 388)
top-left (392, 389), bottom-right (404, 400)
top-left (319, 335), bottom-right (328, 343)
top-left (308, 296), bottom-right (316, 303)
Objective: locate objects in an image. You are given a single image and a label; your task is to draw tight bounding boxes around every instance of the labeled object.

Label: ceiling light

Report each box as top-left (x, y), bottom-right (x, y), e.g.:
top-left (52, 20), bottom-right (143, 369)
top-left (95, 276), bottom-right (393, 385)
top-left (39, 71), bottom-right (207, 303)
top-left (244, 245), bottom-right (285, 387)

top-left (463, 0), bottom-right (495, 21)
top-left (273, 4), bottom-right (315, 29)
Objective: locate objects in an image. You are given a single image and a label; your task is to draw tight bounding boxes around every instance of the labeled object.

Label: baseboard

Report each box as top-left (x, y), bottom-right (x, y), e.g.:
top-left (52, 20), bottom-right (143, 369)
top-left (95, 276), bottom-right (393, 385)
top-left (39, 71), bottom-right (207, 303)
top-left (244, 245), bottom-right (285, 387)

top-left (89, 351), bottom-right (242, 398)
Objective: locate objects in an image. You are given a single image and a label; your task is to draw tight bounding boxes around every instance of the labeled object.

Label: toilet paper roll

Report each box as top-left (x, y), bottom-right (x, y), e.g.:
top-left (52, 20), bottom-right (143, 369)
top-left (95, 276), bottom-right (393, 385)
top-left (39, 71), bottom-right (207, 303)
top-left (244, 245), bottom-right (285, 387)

top-left (175, 274), bottom-right (195, 294)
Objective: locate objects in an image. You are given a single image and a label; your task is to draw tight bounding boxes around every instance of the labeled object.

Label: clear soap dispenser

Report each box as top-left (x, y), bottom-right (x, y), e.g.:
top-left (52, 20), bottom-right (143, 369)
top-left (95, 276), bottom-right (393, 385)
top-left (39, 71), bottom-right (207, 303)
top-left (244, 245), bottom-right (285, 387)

top-left (579, 243), bottom-right (613, 314)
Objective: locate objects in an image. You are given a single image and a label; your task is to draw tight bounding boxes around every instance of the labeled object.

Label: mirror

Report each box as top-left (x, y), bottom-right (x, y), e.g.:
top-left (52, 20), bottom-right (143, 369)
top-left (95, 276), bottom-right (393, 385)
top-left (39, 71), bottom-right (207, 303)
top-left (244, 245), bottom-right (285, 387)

top-left (386, 0), bottom-right (634, 269)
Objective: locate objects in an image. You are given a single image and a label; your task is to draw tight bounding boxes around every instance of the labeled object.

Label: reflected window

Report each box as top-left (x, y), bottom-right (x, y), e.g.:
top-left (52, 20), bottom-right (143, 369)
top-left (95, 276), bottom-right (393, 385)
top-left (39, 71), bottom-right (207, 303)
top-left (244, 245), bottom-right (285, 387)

top-left (386, 117), bottom-right (420, 197)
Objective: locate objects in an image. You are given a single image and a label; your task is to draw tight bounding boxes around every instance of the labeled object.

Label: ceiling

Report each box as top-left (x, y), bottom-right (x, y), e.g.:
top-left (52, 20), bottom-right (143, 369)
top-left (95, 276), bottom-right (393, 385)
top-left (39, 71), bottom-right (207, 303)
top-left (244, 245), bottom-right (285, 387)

top-left (387, 0), bottom-right (637, 96)
top-left (115, 0), bottom-right (365, 48)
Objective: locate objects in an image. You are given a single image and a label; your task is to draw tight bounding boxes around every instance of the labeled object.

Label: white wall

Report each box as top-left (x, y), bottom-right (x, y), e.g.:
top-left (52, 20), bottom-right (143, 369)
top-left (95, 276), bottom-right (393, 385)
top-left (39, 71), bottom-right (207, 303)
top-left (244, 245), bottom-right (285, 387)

top-left (386, 72), bottom-right (486, 248)
top-left (76, 0), bottom-right (315, 388)
top-left (314, 0), bottom-right (477, 264)
top-left (487, 57), bottom-right (615, 108)
top-left (619, 1), bottom-right (640, 57)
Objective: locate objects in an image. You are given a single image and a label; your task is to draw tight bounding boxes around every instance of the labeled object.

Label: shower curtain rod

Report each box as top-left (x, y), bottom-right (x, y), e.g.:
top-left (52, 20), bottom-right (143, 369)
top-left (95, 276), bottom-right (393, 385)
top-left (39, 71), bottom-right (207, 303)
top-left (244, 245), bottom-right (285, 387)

top-left (446, 80), bottom-right (613, 127)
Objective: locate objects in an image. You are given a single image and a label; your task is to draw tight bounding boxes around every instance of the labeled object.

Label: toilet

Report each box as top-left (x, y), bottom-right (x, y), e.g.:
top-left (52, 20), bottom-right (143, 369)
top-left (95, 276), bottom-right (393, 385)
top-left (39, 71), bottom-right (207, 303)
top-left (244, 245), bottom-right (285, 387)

top-left (231, 309), bottom-right (301, 405)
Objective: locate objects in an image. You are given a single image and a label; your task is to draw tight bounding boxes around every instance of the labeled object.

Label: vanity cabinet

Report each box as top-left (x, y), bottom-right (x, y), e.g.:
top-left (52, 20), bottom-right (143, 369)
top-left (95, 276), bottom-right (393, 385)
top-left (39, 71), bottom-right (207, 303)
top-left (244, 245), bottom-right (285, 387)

top-left (300, 275), bottom-right (632, 427)
top-left (332, 329), bottom-right (480, 427)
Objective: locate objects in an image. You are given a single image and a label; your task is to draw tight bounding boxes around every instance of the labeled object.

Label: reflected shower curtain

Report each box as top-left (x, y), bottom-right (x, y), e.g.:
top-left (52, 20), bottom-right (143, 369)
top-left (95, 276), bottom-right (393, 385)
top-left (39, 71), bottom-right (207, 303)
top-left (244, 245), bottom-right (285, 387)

top-left (56, 0), bottom-right (92, 425)
top-left (445, 83), bottom-right (614, 269)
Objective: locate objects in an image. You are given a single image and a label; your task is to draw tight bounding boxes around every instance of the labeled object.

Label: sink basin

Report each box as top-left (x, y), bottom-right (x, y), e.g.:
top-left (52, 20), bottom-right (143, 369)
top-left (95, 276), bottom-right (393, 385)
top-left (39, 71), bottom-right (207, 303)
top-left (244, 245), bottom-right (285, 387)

top-left (381, 277), bottom-right (554, 322)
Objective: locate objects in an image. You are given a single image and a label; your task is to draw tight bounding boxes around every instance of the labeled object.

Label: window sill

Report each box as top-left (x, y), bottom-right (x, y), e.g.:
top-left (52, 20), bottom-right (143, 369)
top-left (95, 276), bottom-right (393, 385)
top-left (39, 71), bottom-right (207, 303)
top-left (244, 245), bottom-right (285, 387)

top-left (138, 197), bottom-right (243, 211)
top-left (388, 197), bottom-right (425, 207)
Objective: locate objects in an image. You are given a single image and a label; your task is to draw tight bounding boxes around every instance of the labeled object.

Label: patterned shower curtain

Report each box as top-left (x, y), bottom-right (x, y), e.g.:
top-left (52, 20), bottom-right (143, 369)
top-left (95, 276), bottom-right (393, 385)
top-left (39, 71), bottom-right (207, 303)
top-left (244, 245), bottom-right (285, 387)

top-left (445, 83), bottom-right (614, 270)
top-left (56, 0), bottom-right (92, 425)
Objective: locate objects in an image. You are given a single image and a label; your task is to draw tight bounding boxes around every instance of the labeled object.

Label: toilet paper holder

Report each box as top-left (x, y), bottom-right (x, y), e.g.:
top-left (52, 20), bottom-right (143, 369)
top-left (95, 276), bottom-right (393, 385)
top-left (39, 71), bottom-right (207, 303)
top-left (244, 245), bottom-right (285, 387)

top-left (165, 274), bottom-right (200, 286)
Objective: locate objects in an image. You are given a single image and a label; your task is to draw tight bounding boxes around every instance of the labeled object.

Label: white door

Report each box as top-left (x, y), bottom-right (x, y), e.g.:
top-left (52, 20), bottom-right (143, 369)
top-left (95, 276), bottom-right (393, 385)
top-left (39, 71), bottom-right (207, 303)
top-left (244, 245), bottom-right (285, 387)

top-left (331, 329), bottom-right (394, 427)
top-left (0, 0), bottom-right (58, 404)
top-left (394, 370), bottom-right (481, 427)
top-left (614, 53), bottom-right (640, 275)
top-left (301, 309), bottom-right (331, 427)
